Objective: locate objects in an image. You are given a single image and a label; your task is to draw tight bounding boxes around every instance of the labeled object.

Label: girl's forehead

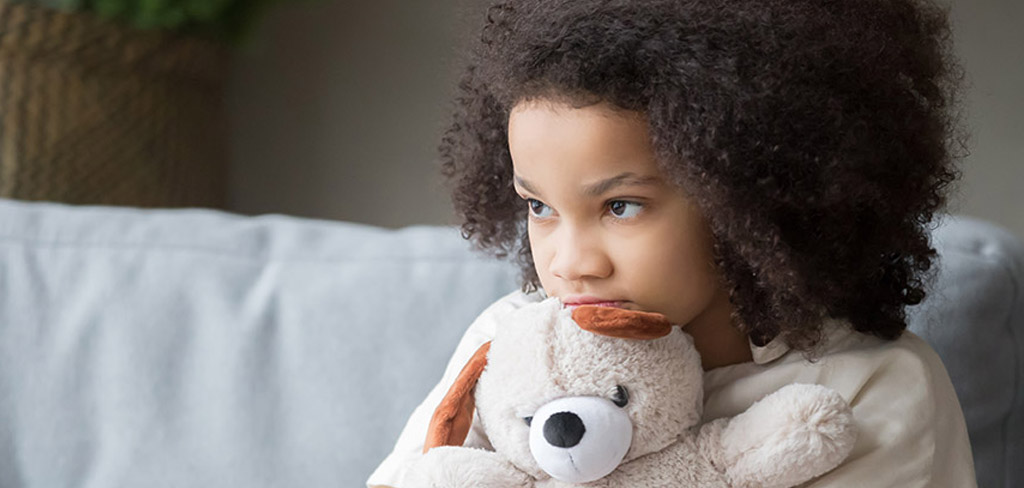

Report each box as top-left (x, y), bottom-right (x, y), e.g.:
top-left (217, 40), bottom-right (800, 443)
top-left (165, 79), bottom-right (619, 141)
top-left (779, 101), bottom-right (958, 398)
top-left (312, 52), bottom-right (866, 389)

top-left (508, 100), bottom-right (668, 192)
top-left (509, 99), bottom-right (655, 169)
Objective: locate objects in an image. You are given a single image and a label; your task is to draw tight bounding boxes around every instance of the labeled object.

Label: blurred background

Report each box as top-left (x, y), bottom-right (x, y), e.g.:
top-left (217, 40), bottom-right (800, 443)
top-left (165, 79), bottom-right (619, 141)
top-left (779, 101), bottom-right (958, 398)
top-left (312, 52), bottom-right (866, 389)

top-left (1, 0), bottom-right (1020, 237)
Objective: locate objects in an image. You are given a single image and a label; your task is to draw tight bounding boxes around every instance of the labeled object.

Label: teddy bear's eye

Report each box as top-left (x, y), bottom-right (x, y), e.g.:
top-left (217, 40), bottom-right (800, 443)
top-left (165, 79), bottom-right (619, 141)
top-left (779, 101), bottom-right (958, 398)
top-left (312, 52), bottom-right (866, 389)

top-left (611, 385), bottom-right (629, 408)
top-left (523, 416), bottom-right (533, 427)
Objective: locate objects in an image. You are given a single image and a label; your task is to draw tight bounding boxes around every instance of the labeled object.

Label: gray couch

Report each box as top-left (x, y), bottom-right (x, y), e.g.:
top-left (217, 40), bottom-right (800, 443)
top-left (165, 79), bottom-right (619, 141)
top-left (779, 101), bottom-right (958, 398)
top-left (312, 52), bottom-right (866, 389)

top-left (0, 197), bottom-right (1020, 487)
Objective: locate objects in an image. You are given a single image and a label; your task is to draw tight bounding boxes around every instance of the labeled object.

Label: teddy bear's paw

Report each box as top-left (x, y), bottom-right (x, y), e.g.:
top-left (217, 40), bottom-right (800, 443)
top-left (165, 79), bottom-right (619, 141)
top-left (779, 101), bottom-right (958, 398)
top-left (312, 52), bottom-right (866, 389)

top-left (535, 477), bottom-right (610, 488)
top-left (405, 446), bottom-right (534, 488)
top-left (710, 383), bottom-right (857, 488)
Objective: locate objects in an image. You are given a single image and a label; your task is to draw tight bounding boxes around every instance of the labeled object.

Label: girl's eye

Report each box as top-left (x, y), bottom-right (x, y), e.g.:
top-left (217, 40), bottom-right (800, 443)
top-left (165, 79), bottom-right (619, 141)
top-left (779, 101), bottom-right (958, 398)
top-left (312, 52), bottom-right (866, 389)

top-left (527, 198), bottom-right (553, 218)
top-left (608, 200), bottom-right (643, 219)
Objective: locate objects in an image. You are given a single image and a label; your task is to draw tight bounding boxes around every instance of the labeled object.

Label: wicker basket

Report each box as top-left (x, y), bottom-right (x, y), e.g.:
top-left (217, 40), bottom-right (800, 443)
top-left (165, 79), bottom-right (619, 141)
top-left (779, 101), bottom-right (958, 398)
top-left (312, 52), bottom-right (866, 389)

top-left (0, 0), bottom-right (229, 208)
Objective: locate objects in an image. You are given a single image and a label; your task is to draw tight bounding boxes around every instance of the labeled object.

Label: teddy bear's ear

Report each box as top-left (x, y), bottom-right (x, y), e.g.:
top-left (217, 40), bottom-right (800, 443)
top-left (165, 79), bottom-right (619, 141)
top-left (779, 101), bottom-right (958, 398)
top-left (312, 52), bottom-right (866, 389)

top-left (423, 341), bottom-right (491, 453)
top-left (572, 306), bottom-right (673, 339)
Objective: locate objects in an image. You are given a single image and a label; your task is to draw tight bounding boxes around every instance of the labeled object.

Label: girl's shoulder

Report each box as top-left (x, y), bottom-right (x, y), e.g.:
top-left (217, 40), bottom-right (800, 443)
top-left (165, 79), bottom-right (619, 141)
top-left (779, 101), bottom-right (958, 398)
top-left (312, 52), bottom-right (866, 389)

top-left (703, 320), bottom-right (976, 486)
top-left (705, 318), bottom-right (958, 412)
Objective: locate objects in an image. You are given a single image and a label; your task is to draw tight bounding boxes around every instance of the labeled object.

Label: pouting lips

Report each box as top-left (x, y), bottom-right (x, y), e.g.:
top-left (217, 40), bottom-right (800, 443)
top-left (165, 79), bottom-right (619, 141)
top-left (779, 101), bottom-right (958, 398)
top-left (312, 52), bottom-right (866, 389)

top-left (563, 301), bottom-right (626, 310)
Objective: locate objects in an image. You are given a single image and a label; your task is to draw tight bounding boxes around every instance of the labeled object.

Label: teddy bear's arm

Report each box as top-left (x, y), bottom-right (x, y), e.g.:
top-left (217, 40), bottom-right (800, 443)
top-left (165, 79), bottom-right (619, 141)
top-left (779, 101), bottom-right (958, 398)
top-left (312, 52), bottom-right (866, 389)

top-left (697, 383), bottom-right (857, 488)
top-left (405, 446), bottom-right (534, 488)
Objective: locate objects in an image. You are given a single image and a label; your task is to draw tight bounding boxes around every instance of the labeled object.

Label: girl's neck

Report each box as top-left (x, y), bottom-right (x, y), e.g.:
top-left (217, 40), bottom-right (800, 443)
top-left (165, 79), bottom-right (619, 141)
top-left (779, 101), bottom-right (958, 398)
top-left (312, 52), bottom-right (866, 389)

top-left (685, 288), bottom-right (753, 370)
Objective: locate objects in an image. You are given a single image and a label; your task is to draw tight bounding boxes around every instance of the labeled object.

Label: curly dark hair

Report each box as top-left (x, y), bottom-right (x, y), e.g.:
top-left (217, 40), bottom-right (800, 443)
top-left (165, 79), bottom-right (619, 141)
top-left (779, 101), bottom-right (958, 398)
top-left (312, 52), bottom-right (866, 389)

top-left (439, 0), bottom-right (965, 352)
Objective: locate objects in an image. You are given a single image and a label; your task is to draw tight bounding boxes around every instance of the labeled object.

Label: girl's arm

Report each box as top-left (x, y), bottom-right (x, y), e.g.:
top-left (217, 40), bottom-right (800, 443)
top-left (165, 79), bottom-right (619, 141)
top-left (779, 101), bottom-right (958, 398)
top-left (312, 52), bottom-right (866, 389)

top-left (797, 335), bottom-right (976, 487)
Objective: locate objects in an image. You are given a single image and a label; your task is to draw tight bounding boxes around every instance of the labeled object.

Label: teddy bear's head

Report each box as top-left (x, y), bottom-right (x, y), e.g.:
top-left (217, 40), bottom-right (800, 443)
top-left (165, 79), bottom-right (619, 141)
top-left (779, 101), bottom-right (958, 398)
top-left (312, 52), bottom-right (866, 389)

top-left (424, 297), bottom-right (704, 483)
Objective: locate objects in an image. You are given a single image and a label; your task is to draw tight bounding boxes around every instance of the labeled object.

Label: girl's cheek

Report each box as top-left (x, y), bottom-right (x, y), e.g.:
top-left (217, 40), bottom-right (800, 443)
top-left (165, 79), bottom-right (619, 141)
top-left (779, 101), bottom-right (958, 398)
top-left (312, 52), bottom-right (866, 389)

top-left (527, 229), bottom-right (551, 276)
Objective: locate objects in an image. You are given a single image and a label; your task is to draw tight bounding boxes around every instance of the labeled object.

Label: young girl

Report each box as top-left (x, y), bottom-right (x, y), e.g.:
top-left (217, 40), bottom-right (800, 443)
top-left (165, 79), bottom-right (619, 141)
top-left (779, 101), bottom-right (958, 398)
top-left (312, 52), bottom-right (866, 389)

top-left (370, 0), bottom-right (975, 486)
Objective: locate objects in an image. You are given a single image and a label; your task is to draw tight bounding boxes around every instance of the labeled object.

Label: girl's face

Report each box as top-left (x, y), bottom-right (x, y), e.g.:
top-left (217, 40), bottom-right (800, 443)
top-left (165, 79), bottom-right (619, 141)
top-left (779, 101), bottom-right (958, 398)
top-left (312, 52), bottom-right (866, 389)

top-left (508, 100), bottom-right (733, 332)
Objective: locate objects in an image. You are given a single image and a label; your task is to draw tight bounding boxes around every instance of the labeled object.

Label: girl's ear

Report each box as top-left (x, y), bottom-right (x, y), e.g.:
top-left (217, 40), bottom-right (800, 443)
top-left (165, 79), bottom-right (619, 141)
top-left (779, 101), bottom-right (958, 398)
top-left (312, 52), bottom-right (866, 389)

top-left (572, 306), bottom-right (673, 339)
top-left (423, 341), bottom-right (491, 453)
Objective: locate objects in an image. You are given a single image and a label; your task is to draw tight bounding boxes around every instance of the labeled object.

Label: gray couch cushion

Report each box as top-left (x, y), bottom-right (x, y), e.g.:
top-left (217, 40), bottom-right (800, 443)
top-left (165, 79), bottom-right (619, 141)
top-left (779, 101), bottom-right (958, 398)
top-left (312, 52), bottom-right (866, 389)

top-left (0, 198), bottom-right (518, 487)
top-left (0, 198), bottom-right (1020, 487)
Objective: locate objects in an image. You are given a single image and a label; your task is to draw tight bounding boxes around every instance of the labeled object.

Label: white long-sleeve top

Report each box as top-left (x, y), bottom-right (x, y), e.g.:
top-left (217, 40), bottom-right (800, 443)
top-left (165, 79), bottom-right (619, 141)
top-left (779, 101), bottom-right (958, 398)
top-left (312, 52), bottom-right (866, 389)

top-left (367, 289), bottom-right (977, 487)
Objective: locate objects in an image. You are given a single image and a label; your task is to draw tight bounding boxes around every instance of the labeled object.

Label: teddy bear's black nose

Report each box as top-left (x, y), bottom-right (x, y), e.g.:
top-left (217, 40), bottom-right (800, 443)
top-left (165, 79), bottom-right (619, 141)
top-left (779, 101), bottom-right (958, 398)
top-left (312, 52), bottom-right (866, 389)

top-left (543, 411), bottom-right (586, 448)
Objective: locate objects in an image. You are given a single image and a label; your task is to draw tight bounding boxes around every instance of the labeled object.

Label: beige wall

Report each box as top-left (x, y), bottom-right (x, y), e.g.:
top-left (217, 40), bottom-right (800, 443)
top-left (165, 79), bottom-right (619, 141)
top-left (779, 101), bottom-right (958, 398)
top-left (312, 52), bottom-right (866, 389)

top-left (228, 0), bottom-right (484, 228)
top-left (946, 0), bottom-right (1024, 238)
top-left (228, 0), bottom-right (1023, 239)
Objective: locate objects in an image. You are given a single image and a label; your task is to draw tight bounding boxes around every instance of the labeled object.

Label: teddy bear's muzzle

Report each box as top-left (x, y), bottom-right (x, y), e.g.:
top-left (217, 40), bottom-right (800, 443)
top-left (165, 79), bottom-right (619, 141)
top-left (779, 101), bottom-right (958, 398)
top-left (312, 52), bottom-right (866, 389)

top-left (528, 396), bottom-right (632, 483)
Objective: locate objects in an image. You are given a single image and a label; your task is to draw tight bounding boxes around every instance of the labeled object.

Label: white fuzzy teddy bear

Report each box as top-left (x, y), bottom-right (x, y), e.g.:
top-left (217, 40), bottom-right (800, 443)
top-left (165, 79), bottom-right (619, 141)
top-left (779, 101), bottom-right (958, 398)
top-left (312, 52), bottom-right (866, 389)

top-left (407, 297), bottom-right (856, 487)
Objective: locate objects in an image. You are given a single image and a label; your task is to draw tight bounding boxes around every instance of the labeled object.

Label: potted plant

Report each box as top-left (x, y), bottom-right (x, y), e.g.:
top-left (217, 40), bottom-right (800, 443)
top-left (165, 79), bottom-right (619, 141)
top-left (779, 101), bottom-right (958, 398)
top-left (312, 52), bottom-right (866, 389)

top-left (0, 0), bottom-right (297, 208)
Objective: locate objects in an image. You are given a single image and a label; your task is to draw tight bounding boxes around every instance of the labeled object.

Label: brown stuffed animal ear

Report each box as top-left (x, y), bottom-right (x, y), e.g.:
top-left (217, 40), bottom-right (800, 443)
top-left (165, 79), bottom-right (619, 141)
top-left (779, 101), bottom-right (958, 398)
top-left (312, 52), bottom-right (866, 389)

top-left (423, 341), bottom-right (491, 453)
top-left (572, 306), bottom-right (673, 340)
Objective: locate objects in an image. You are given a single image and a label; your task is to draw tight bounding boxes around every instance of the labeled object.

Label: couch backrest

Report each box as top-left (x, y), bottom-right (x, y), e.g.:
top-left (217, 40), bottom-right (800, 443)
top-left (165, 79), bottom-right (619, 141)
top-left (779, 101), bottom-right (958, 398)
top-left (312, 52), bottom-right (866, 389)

top-left (908, 216), bottom-right (1024, 488)
top-left (0, 198), bottom-right (1020, 487)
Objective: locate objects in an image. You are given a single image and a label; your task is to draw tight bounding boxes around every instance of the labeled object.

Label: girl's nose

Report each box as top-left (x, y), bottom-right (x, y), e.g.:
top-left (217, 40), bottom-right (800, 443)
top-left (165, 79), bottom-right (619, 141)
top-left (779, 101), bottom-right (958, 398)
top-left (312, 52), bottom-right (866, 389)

top-left (548, 227), bottom-right (612, 281)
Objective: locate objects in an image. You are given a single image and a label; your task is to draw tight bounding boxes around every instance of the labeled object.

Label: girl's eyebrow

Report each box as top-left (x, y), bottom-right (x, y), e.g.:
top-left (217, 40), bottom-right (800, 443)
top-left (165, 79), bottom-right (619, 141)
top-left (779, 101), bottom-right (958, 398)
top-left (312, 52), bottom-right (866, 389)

top-left (513, 172), bottom-right (660, 198)
top-left (580, 172), bottom-right (661, 197)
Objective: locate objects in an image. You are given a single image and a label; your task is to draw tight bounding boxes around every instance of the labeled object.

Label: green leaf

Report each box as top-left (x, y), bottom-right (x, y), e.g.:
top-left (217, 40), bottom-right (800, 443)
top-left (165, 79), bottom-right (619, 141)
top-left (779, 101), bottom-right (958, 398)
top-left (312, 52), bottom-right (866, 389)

top-left (20, 0), bottom-right (328, 47)
top-left (184, 0), bottom-right (230, 23)
top-left (92, 0), bottom-right (130, 18)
